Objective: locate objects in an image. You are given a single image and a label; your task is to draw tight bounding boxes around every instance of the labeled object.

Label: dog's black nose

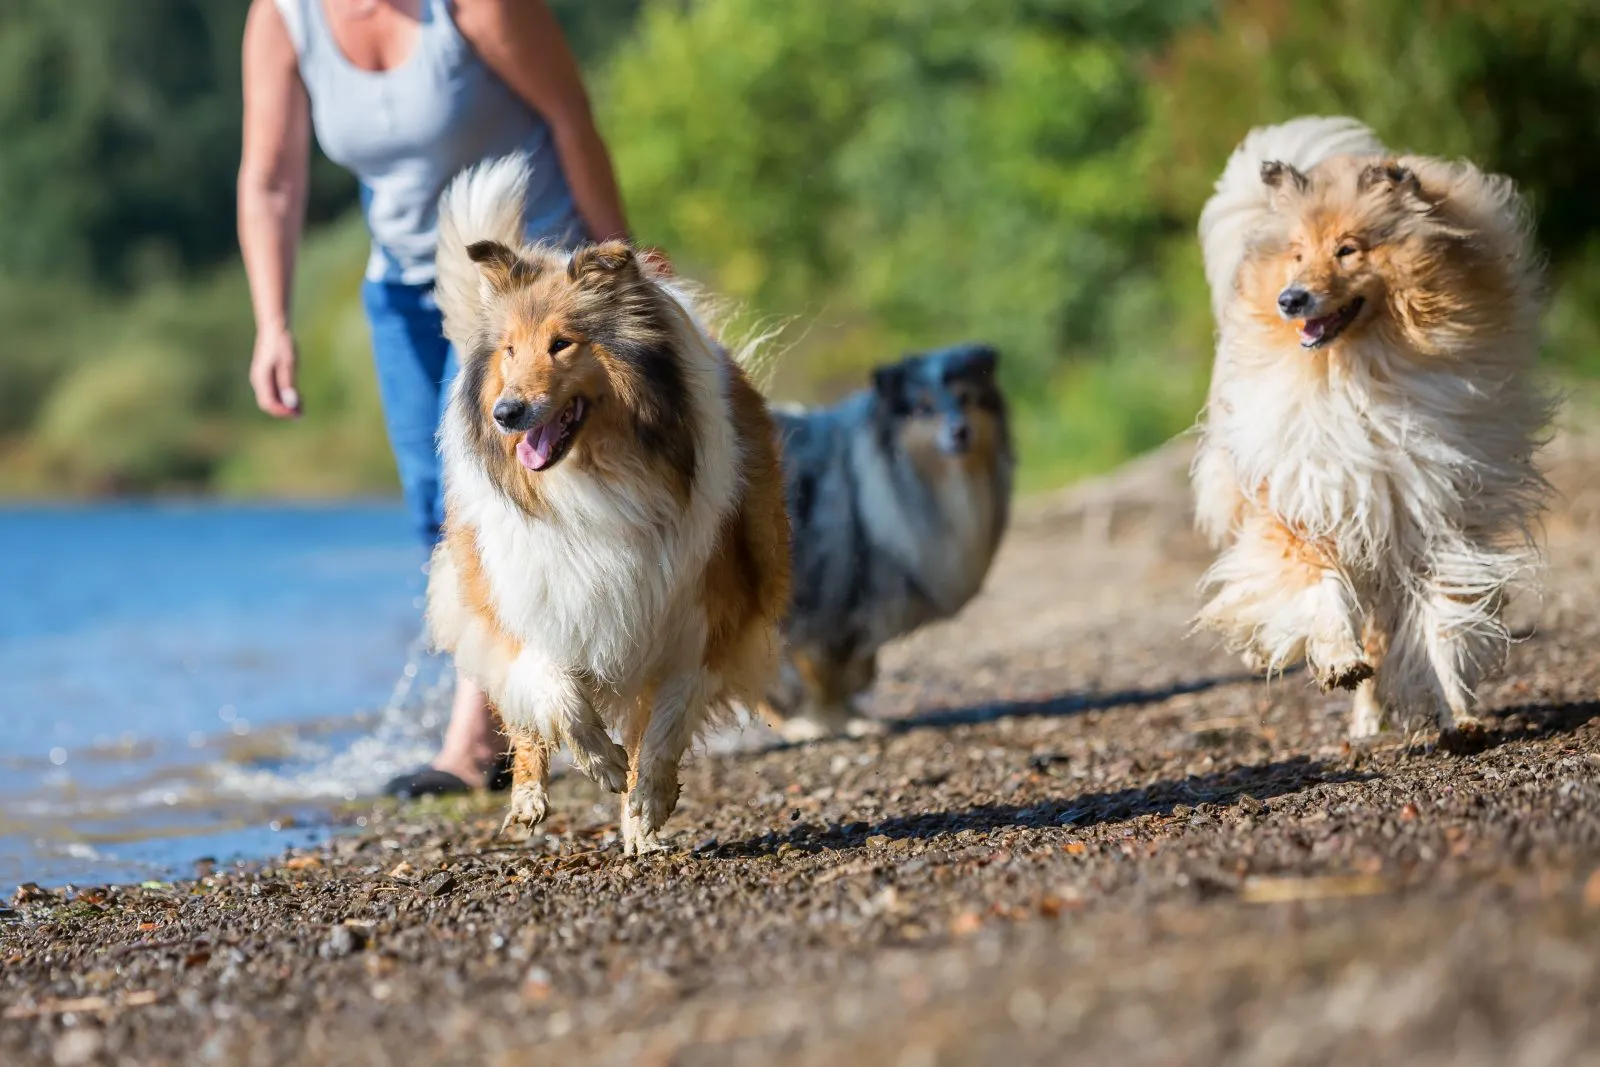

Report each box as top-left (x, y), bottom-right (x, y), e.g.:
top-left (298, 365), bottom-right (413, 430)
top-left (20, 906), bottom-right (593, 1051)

top-left (940, 420), bottom-right (972, 455)
top-left (492, 397), bottom-right (527, 430)
top-left (1278, 287), bottom-right (1313, 317)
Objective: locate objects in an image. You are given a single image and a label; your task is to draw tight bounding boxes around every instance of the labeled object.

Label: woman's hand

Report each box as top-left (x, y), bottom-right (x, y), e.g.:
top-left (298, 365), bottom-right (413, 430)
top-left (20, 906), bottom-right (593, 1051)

top-left (250, 325), bottom-right (302, 418)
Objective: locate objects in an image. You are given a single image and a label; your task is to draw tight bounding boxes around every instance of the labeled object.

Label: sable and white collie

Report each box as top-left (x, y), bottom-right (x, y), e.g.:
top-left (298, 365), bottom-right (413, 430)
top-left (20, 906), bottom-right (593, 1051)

top-left (424, 155), bottom-right (791, 853)
top-left (1191, 116), bottom-right (1553, 741)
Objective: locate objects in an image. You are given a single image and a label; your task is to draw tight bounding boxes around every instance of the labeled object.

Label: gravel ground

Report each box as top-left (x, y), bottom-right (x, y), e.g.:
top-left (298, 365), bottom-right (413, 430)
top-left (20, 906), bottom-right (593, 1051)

top-left (5, 428), bottom-right (1600, 1067)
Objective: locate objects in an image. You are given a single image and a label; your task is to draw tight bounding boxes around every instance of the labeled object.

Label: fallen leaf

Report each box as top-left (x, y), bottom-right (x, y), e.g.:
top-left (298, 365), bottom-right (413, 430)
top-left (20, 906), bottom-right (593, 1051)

top-left (2, 990), bottom-right (160, 1020)
top-left (1241, 875), bottom-right (1389, 904)
top-left (284, 855), bottom-right (321, 871)
top-left (1063, 842), bottom-right (1086, 856)
top-left (1400, 803), bottom-right (1419, 821)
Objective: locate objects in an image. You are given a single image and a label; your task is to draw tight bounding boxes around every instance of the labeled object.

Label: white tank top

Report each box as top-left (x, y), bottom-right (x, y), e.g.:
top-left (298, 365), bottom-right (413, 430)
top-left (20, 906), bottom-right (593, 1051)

top-left (274, 0), bottom-right (583, 284)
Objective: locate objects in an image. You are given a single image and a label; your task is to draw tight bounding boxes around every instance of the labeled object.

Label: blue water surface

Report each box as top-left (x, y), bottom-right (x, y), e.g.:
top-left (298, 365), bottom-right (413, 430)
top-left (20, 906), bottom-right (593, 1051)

top-left (0, 503), bottom-right (436, 887)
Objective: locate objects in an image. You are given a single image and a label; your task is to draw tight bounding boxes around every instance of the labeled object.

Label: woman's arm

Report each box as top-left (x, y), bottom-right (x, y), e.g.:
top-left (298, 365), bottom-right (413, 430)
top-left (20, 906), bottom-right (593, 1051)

top-left (453, 0), bottom-right (631, 244)
top-left (238, 0), bottom-right (311, 418)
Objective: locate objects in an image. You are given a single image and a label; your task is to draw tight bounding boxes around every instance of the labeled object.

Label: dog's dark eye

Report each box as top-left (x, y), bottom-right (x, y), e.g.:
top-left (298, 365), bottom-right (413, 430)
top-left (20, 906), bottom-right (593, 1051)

top-left (505, 344), bottom-right (515, 359)
top-left (549, 337), bottom-right (572, 355)
top-left (1335, 244), bottom-right (1358, 259)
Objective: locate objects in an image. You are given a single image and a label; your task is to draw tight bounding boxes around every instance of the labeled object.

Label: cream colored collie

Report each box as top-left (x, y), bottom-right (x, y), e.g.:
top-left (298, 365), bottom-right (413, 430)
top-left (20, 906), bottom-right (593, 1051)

top-left (1192, 116), bottom-right (1553, 741)
top-left (425, 156), bottom-right (791, 853)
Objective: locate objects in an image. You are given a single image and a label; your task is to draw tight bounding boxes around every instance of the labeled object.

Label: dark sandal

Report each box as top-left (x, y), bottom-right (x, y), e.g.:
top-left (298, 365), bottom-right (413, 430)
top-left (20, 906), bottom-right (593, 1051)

top-left (382, 766), bottom-right (473, 800)
top-left (383, 750), bottom-right (515, 799)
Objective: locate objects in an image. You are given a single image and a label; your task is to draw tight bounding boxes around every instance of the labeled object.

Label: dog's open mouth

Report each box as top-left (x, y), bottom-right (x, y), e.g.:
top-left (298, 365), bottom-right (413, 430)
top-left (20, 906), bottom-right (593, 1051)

top-left (1298, 298), bottom-right (1365, 349)
top-left (515, 397), bottom-right (588, 472)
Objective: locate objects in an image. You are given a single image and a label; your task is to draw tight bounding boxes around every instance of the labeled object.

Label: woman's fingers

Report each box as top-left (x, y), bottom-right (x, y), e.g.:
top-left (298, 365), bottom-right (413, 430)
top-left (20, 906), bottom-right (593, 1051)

top-left (250, 333), bottom-right (300, 418)
top-left (274, 350), bottom-right (302, 417)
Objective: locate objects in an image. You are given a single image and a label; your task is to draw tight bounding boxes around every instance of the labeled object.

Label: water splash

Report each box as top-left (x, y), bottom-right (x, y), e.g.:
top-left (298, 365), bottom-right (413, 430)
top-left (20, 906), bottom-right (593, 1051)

top-left (210, 627), bottom-right (457, 803)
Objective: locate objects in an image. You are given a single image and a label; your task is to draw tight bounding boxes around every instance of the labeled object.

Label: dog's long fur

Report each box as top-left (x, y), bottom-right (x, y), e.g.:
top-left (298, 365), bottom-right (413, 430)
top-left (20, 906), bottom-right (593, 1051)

top-left (1192, 116), bottom-right (1553, 739)
top-left (425, 154), bottom-right (791, 852)
top-left (759, 345), bottom-right (1013, 740)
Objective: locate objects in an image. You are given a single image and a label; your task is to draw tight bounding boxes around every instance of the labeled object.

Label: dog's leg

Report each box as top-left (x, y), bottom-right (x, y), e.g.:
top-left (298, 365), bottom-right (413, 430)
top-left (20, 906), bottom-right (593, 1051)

top-left (503, 648), bottom-right (628, 793)
top-left (778, 648), bottom-right (880, 742)
top-left (1197, 515), bottom-right (1368, 687)
top-left (500, 725), bottom-right (552, 836)
top-left (839, 650), bottom-right (887, 737)
top-left (1348, 617), bottom-right (1390, 740)
top-left (1349, 679), bottom-right (1384, 739)
top-left (1190, 431), bottom-right (1246, 549)
top-left (1421, 564), bottom-right (1510, 739)
top-left (622, 672), bottom-right (708, 855)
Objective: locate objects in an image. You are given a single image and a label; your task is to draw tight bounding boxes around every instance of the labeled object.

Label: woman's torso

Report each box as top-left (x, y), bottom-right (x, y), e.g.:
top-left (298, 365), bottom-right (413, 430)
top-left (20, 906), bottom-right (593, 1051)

top-left (275, 0), bottom-right (582, 284)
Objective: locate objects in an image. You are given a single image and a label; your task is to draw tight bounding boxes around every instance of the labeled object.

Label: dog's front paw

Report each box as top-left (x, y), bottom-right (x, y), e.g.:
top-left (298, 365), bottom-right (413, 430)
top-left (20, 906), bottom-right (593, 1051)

top-left (1315, 658), bottom-right (1374, 692)
top-left (842, 715), bottom-right (886, 739)
top-left (1307, 623), bottom-right (1371, 692)
top-left (500, 783), bottom-right (549, 837)
top-left (566, 728), bottom-right (629, 793)
top-left (626, 773), bottom-right (682, 835)
top-left (620, 791), bottom-right (674, 857)
top-left (776, 716), bottom-right (833, 744)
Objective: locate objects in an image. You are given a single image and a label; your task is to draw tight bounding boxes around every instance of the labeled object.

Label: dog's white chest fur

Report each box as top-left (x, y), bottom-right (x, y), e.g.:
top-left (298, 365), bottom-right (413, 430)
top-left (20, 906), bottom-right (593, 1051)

top-left (462, 472), bottom-right (702, 683)
top-left (856, 443), bottom-right (1004, 613)
top-left (1213, 353), bottom-right (1403, 560)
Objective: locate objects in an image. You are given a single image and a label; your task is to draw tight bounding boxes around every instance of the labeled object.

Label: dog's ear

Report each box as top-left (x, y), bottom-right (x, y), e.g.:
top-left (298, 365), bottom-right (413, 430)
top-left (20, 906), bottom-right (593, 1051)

top-left (1260, 160), bottom-right (1309, 196)
top-left (963, 345), bottom-right (998, 377)
top-left (1359, 160), bottom-right (1434, 212)
top-left (467, 240), bottom-right (539, 300)
top-left (872, 363), bottom-right (906, 401)
top-left (568, 240), bottom-right (641, 285)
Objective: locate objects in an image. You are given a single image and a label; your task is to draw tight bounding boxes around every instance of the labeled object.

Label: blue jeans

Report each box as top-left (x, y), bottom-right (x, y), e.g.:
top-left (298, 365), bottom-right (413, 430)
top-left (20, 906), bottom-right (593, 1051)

top-left (362, 279), bottom-right (459, 548)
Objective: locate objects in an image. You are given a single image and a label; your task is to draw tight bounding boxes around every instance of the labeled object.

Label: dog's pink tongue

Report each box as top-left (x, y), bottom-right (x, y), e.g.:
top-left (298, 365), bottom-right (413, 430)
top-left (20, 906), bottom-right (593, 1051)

top-left (516, 420), bottom-right (562, 471)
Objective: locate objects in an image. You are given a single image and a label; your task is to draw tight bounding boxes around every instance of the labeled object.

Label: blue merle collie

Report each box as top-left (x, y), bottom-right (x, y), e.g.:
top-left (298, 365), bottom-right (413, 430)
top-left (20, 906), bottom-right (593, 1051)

top-left (760, 343), bottom-right (1014, 740)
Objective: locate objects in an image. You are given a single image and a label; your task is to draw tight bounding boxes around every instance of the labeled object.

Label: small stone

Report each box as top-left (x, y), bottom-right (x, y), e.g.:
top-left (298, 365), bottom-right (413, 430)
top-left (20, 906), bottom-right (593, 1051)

top-left (521, 965), bottom-right (553, 1002)
top-left (1237, 794), bottom-right (1264, 815)
top-left (950, 911), bottom-right (983, 936)
top-left (1171, 804), bottom-right (1194, 818)
top-left (52, 1029), bottom-right (102, 1067)
top-left (865, 835), bottom-right (891, 850)
top-left (319, 926), bottom-right (361, 959)
top-left (1400, 803), bottom-right (1419, 821)
top-left (422, 872), bottom-right (457, 897)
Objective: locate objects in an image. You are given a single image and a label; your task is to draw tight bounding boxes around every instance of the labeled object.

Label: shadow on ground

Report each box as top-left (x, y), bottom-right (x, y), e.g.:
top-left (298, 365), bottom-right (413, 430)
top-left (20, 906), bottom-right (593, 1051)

top-left (717, 754), bottom-right (1373, 858)
top-left (887, 669), bottom-right (1271, 733)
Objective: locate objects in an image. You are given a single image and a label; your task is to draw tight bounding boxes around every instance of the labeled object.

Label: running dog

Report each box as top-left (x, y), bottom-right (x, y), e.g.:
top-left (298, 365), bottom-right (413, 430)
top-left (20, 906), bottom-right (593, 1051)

top-left (761, 343), bottom-right (1013, 740)
top-left (1192, 116), bottom-right (1552, 740)
top-left (425, 155), bottom-right (791, 853)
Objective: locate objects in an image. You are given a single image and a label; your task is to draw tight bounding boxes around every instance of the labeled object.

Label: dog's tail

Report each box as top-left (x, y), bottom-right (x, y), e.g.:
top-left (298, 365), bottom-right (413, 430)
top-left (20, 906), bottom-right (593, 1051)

top-left (435, 153), bottom-right (532, 349)
top-left (1198, 116), bottom-right (1386, 320)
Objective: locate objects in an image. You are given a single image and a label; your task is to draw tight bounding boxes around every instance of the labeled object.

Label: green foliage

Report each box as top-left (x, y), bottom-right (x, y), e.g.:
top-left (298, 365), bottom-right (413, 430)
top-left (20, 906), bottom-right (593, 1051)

top-left (1, 0), bottom-right (1598, 498)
